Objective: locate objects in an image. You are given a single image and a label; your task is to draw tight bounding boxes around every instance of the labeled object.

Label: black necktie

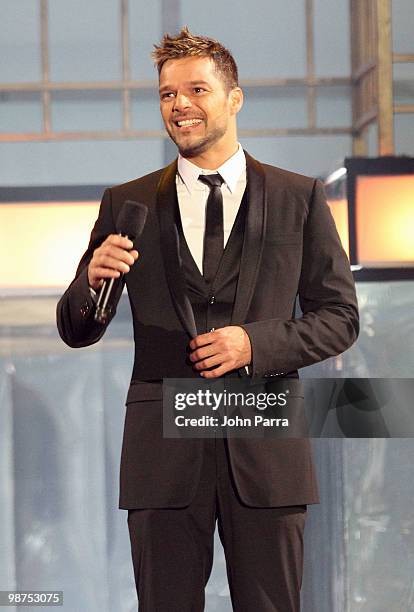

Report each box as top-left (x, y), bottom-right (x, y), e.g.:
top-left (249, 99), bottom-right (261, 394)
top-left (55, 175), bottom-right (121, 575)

top-left (198, 173), bottom-right (224, 283)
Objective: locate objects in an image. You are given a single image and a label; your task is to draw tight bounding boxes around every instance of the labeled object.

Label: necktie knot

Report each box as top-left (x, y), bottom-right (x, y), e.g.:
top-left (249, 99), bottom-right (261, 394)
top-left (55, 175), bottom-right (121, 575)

top-left (198, 173), bottom-right (224, 189)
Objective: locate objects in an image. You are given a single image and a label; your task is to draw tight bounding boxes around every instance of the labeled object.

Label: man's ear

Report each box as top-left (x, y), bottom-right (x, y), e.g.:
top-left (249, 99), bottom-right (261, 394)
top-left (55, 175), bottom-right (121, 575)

top-left (229, 87), bottom-right (244, 115)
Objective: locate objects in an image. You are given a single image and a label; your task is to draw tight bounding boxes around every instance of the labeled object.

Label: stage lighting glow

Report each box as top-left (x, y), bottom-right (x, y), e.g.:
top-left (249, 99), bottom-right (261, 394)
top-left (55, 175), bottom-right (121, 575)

top-left (0, 201), bottom-right (99, 288)
top-left (356, 175), bottom-right (414, 266)
top-left (326, 197), bottom-right (350, 258)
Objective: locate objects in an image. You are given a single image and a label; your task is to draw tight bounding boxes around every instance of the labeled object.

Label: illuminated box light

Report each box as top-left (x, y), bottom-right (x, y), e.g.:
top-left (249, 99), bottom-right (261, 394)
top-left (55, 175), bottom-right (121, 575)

top-left (341, 156), bottom-right (414, 281)
top-left (0, 201), bottom-right (100, 289)
top-left (355, 175), bottom-right (414, 267)
top-left (327, 198), bottom-right (350, 259)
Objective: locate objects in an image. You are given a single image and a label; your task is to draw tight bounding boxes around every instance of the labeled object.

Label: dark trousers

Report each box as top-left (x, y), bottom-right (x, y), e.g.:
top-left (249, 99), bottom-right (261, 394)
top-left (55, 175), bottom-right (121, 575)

top-left (127, 436), bottom-right (307, 612)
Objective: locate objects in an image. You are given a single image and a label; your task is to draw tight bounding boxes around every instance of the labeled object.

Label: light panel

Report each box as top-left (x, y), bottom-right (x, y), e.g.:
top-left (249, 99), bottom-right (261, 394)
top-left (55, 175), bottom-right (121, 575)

top-left (356, 175), bottom-right (414, 266)
top-left (327, 198), bottom-right (350, 258)
top-left (0, 201), bottom-right (99, 288)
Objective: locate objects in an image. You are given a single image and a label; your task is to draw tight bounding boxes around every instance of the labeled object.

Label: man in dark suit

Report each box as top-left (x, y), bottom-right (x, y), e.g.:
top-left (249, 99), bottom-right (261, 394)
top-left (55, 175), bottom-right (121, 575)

top-left (57, 27), bottom-right (359, 612)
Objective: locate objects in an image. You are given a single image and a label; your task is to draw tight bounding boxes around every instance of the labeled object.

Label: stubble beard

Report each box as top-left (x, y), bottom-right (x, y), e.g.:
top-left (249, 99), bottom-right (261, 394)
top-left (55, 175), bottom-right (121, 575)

top-left (167, 122), bottom-right (227, 159)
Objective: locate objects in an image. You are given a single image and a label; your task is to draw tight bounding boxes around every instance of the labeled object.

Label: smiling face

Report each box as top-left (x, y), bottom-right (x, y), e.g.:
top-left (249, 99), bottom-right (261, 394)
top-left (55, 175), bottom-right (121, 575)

top-left (159, 56), bottom-right (243, 168)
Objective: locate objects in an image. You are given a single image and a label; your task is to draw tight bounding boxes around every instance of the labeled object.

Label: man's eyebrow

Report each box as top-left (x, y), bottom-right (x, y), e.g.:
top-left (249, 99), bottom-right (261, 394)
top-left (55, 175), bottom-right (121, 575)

top-left (159, 80), bottom-right (211, 92)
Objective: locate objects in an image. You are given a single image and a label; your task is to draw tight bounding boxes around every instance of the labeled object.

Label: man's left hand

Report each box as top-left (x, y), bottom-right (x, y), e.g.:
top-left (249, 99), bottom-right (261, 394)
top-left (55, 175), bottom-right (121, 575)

top-left (189, 326), bottom-right (252, 378)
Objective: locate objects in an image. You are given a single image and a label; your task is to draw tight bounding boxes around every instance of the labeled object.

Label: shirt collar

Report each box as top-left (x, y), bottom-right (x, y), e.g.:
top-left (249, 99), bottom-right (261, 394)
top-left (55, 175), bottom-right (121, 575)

top-left (177, 144), bottom-right (246, 194)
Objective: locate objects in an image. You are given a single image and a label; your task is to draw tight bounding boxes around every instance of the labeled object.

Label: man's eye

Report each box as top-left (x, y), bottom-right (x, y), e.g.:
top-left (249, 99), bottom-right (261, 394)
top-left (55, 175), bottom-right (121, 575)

top-left (194, 87), bottom-right (205, 94)
top-left (161, 92), bottom-right (175, 100)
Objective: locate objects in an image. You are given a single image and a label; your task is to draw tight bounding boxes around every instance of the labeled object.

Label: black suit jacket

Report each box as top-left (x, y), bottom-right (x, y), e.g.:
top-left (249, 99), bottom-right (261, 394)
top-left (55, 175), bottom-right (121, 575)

top-left (57, 151), bottom-right (359, 509)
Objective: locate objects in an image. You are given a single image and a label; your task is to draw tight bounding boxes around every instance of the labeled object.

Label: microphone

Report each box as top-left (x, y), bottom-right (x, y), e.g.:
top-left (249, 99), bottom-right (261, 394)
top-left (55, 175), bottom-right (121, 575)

top-left (94, 200), bottom-right (148, 324)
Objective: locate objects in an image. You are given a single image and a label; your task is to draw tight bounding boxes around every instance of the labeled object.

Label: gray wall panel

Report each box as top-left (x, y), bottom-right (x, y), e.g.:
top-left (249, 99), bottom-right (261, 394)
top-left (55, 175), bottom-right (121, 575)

top-left (49, 0), bottom-right (121, 82)
top-left (1, 0), bottom-right (41, 83)
top-left (180, 0), bottom-right (306, 79)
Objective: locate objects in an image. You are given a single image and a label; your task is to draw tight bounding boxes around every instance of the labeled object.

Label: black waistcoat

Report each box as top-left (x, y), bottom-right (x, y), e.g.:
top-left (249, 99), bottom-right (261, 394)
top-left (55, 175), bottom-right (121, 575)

top-left (130, 186), bottom-right (248, 381)
top-left (177, 186), bottom-right (248, 336)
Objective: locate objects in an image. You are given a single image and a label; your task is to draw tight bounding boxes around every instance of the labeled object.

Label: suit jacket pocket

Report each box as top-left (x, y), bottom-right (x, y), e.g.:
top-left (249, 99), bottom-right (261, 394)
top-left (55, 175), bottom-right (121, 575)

top-left (126, 380), bottom-right (163, 404)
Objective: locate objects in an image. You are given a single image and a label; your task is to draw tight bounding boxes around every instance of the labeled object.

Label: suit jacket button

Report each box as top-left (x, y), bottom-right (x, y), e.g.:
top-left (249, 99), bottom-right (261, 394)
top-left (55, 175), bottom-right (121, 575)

top-left (80, 303), bottom-right (90, 317)
top-left (209, 295), bottom-right (216, 305)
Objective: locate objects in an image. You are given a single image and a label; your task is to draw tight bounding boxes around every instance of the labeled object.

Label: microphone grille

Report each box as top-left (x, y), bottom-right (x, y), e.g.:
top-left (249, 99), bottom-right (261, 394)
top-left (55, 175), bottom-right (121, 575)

top-left (116, 200), bottom-right (148, 239)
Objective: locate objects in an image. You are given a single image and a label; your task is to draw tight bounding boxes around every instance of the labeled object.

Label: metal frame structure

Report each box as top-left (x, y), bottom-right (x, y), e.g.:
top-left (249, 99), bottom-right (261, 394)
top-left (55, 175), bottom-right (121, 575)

top-left (0, 0), bottom-right (351, 143)
top-left (351, 0), bottom-right (414, 155)
top-left (0, 0), bottom-right (412, 153)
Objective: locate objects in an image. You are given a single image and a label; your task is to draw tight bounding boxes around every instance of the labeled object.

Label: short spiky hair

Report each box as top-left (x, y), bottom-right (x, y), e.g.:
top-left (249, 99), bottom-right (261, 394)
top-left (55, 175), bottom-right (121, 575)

top-left (152, 26), bottom-right (238, 92)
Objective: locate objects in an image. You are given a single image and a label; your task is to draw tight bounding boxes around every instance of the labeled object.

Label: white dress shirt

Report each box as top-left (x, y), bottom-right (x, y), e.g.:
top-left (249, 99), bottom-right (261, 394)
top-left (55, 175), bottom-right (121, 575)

top-left (176, 144), bottom-right (247, 272)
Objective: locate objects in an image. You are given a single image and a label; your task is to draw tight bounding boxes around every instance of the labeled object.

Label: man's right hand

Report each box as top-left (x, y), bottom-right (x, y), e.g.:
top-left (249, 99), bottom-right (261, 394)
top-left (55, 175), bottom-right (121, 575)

top-left (87, 235), bottom-right (139, 291)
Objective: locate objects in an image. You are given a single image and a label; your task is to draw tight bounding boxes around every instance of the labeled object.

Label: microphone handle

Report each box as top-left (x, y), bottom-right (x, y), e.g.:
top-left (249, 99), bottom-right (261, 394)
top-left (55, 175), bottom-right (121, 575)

top-left (94, 232), bottom-right (129, 325)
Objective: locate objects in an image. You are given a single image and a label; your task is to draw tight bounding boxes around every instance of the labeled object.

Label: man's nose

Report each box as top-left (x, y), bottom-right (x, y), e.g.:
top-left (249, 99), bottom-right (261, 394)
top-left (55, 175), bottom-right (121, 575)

top-left (173, 93), bottom-right (192, 111)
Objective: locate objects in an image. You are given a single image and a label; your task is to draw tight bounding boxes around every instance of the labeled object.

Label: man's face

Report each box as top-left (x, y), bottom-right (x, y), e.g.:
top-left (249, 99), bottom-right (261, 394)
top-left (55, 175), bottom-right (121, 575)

top-left (159, 56), bottom-right (241, 159)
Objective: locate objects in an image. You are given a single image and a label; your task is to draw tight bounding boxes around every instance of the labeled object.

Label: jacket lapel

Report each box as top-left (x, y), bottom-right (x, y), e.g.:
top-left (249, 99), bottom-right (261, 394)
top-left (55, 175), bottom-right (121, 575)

top-left (231, 152), bottom-right (267, 324)
top-left (156, 159), bottom-right (198, 339)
